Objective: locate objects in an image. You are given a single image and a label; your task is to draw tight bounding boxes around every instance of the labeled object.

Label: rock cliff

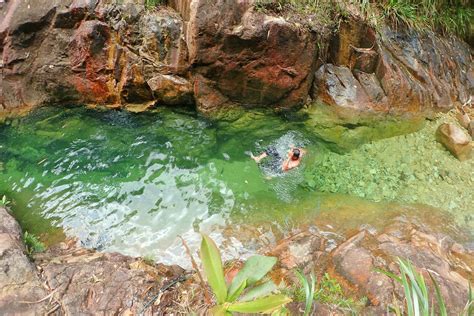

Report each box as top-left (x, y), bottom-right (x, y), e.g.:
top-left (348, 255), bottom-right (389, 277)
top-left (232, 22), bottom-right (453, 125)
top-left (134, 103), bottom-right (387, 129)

top-left (1, 0), bottom-right (473, 117)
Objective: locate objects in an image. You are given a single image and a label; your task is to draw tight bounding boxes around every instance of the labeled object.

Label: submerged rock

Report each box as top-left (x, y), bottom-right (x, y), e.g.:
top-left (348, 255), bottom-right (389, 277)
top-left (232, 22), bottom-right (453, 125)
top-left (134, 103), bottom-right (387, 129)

top-left (436, 123), bottom-right (472, 161)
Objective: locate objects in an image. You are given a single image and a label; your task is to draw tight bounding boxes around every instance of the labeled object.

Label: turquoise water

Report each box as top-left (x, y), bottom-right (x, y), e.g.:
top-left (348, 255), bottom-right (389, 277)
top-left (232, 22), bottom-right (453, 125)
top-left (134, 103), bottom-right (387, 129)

top-left (0, 106), bottom-right (472, 264)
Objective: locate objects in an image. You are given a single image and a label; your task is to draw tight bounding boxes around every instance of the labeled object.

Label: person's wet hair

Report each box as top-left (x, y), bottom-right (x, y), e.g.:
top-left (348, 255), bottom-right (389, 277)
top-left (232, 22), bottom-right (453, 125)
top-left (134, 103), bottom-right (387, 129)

top-left (292, 148), bottom-right (300, 160)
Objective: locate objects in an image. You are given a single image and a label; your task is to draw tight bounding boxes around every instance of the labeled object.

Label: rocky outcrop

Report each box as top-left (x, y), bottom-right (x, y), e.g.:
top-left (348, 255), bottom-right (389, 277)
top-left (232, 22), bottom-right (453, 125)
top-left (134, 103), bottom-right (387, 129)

top-left (3, 1), bottom-right (471, 117)
top-left (269, 215), bottom-right (474, 314)
top-left (0, 207), bottom-right (50, 315)
top-left (172, 0), bottom-right (319, 112)
top-left (312, 18), bottom-right (474, 118)
top-left (0, 206), bottom-right (185, 315)
top-left (0, 0), bottom-right (190, 115)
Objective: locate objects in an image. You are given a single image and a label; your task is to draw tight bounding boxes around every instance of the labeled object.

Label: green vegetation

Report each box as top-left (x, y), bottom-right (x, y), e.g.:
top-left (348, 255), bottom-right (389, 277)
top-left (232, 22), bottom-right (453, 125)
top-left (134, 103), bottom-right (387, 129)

top-left (295, 270), bottom-right (316, 315)
top-left (379, 0), bottom-right (473, 36)
top-left (0, 195), bottom-right (10, 207)
top-left (254, 0), bottom-right (473, 38)
top-left (291, 272), bottom-right (366, 314)
top-left (23, 231), bottom-right (46, 255)
top-left (378, 258), bottom-right (473, 316)
top-left (144, 0), bottom-right (166, 9)
top-left (314, 273), bottom-right (367, 312)
top-left (142, 255), bottom-right (155, 265)
top-left (199, 234), bottom-right (291, 315)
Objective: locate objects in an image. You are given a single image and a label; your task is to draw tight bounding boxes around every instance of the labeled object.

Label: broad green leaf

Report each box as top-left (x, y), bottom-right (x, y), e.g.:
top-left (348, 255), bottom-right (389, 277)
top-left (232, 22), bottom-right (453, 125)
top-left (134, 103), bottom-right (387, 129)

top-left (240, 280), bottom-right (278, 302)
top-left (228, 255), bottom-right (277, 299)
top-left (200, 234), bottom-right (227, 304)
top-left (227, 279), bottom-right (247, 303)
top-left (228, 294), bottom-right (291, 313)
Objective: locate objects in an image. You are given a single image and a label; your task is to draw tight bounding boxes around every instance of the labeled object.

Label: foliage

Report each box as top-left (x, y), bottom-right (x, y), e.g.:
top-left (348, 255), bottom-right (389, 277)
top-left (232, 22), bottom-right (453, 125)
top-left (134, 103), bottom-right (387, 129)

top-left (0, 195), bottom-right (10, 207)
top-left (23, 231), bottom-right (46, 255)
top-left (254, 0), bottom-right (473, 38)
top-left (295, 270), bottom-right (316, 316)
top-left (199, 234), bottom-right (291, 315)
top-left (144, 0), bottom-right (166, 9)
top-left (314, 273), bottom-right (367, 312)
top-left (142, 255), bottom-right (155, 265)
top-left (377, 258), bottom-right (473, 316)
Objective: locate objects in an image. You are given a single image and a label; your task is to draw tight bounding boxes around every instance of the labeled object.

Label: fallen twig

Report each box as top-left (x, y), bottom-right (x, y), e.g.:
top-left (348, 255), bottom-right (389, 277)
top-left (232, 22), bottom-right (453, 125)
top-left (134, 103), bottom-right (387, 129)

top-left (139, 274), bottom-right (188, 315)
top-left (18, 288), bottom-right (58, 304)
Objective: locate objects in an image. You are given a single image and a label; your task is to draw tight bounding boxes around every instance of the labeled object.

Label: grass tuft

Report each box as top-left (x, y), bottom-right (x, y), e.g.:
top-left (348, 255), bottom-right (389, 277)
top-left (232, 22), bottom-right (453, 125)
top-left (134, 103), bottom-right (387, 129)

top-left (254, 0), bottom-right (473, 38)
top-left (23, 231), bottom-right (46, 255)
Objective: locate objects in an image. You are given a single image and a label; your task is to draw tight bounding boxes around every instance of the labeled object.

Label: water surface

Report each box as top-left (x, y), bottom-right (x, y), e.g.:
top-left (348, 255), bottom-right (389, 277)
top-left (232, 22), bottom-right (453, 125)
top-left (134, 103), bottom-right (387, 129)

top-left (0, 106), bottom-right (472, 264)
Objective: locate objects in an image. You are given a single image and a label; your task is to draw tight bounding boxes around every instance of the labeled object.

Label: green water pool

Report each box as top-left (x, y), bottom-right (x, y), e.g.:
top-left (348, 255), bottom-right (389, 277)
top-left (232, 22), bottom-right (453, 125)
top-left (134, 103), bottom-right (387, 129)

top-left (0, 106), bottom-right (472, 264)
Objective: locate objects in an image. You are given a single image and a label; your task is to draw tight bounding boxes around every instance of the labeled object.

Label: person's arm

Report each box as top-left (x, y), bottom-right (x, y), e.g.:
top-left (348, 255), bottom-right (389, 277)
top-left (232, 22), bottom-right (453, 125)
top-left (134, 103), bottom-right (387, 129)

top-left (281, 150), bottom-right (293, 171)
top-left (251, 152), bottom-right (268, 163)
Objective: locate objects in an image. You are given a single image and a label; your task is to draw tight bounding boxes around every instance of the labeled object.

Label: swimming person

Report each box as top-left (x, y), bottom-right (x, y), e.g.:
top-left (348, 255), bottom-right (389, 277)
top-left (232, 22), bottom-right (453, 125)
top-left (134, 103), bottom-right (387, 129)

top-left (251, 145), bottom-right (306, 172)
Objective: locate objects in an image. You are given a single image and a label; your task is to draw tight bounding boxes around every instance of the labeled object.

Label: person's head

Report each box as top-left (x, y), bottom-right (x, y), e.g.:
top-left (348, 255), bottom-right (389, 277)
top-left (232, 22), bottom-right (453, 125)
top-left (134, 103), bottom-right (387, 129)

top-left (291, 148), bottom-right (300, 161)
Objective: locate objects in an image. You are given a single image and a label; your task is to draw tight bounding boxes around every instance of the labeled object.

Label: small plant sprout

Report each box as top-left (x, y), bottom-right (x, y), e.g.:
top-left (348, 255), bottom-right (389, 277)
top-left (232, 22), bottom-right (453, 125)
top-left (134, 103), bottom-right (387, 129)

top-left (295, 269), bottom-right (316, 316)
top-left (0, 195), bottom-right (10, 207)
top-left (199, 234), bottom-right (291, 315)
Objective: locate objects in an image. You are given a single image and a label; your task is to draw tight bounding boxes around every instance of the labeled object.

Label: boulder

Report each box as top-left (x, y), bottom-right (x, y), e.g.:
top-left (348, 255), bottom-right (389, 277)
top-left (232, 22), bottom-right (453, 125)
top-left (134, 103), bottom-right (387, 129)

top-left (148, 74), bottom-right (193, 106)
top-left (436, 123), bottom-right (472, 161)
top-left (0, 206), bottom-right (186, 315)
top-left (0, 207), bottom-right (50, 314)
top-left (35, 242), bottom-right (185, 315)
top-left (180, 0), bottom-right (319, 112)
top-left (312, 17), bottom-right (474, 117)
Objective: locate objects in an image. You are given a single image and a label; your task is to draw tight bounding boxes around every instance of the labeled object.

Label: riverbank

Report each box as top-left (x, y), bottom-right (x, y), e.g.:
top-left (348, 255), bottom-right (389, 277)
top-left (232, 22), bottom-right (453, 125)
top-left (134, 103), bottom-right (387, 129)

top-left (2, 199), bottom-right (473, 314)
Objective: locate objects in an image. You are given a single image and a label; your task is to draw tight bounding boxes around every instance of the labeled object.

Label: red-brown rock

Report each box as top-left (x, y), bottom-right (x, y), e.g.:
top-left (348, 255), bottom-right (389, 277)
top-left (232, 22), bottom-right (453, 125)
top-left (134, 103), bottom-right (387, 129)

top-left (436, 123), bottom-right (472, 160)
top-left (177, 0), bottom-right (319, 112)
top-left (148, 74), bottom-right (193, 106)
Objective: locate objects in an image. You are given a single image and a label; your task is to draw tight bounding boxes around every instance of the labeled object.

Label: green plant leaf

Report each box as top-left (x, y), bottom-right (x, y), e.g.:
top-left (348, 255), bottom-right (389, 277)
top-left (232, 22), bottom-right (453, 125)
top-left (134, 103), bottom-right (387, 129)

top-left (375, 267), bottom-right (402, 283)
top-left (295, 270), bottom-right (315, 316)
top-left (209, 305), bottom-right (228, 316)
top-left (227, 278), bottom-right (247, 303)
top-left (428, 273), bottom-right (447, 316)
top-left (228, 294), bottom-right (291, 313)
top-left (239, 280), bottom-right (278, 302)
top-left (200, 234), bottom-right (227, 304)
top-left (227, 255), bottom-right (277, 300)
top-left (271, 306), bottom-right (289, 316)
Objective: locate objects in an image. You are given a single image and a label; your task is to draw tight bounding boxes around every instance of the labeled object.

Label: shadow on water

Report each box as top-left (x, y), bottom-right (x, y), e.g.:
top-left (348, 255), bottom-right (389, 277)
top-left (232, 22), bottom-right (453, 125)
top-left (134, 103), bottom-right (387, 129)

top-left (0, 106), bottom-right (472, 265)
